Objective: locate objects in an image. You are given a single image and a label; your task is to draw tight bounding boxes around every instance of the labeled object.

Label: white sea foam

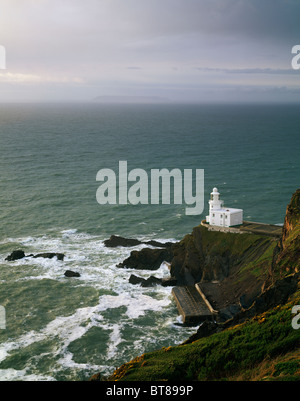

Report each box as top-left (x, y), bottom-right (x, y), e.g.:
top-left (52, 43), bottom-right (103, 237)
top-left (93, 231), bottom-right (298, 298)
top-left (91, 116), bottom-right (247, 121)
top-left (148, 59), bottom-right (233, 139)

top-left (0, 304), bottom-right (103, 380)
top-left (61, 228), bottom-right (78, 236)
top-left (0, 283), bottom-right (174, 378)
top-left (97, 291), bottom-right (171, 319)
top-left (0, 368), bottom-right (56, 381)
top-left (0, 228), bottom-right (190, 380)
top-left (106, 324), bottom-right (123, 360)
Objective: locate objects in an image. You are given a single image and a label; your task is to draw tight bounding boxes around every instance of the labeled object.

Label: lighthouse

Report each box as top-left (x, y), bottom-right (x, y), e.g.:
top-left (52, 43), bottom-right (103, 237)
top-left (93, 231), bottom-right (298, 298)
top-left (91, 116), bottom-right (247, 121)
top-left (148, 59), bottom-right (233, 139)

top-left (209, 187), bottom-right (223, 211)
top-left (206, 187), bottom-right (243, 227)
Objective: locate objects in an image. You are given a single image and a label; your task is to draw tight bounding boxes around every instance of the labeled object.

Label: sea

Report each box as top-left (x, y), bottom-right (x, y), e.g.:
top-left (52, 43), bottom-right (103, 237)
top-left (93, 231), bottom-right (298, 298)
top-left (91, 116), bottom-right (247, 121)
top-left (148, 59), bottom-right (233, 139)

top-left (0, 103), bottom-right (299, 381)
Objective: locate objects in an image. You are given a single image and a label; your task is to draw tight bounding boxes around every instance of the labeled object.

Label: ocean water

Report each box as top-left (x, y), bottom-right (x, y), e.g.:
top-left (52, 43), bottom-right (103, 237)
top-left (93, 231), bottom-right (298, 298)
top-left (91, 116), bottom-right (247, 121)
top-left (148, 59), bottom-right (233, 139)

top-left (0, 103), bottom-right (299, 381)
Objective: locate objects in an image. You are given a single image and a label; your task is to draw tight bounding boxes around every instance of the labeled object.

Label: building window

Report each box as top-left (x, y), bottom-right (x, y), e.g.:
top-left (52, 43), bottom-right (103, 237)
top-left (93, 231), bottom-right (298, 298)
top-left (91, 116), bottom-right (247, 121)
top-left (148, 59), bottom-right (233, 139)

top-left (212, 213), bottom-right (215, 217)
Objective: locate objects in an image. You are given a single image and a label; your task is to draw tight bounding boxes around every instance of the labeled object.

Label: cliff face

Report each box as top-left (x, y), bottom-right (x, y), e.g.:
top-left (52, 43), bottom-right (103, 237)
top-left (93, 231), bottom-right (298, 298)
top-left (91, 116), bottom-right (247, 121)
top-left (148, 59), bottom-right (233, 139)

top-left (170, 226), bottom-right (277, 287)
top-left (117, 190), bottom-right (299, 307)
top-left (167, 223), bottom-right (280, 310)
top-left (273, 188), bottom-right (300, 275)
top-left (99, 189), bottom-right (300, 382)
top-left (168, 189), bottom-right (299, 307)
top-left (118, 226), bottom-right (278, 307)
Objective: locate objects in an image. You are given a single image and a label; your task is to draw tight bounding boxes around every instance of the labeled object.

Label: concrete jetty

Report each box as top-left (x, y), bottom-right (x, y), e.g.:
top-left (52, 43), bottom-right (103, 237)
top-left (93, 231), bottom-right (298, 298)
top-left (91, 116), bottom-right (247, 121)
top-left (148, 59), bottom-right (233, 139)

top-left (172, 286), bottom-right (212, 324)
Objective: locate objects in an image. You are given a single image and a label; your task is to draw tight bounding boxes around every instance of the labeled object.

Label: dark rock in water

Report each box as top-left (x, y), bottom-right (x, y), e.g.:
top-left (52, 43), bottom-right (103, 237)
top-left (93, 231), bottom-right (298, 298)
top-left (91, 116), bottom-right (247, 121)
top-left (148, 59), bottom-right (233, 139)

top-left (5, 250), bottom-right (65, 262)
top-left (129, 274), bottom-right (161, 287)
top-left (105, 235), bottom-right (142, 247)
top-left (104, 234), bottom-right (173, 248)
top-left (161, 276), bottom-right (178, 287)
top-left (129, 274), bottom-right (144, 285)
top-left (5, 250), bottom-right (26, 261)
top-left (142, 276), bottom-right (162, 287)
top-left (129, 274), bottom-right (177, 287)
top-left (33, 253), bottom-right (65, 261)
top-left (118, 247), bottom-right (173, 270)
top-left (64, 270), bottom-right (80, 277)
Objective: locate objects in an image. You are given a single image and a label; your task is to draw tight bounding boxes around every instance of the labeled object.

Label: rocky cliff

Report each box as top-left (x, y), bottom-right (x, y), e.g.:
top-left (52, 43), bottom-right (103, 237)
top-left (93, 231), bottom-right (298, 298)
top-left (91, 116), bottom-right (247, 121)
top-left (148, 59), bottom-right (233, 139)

top-left (118, 214), bottom-right (281, 310)
top-left (273, 188), bottom-right (300, 275)
top-left (117, 190), bottom-right (299, 310)
top-left (92, 188), bottom-right (300, 381)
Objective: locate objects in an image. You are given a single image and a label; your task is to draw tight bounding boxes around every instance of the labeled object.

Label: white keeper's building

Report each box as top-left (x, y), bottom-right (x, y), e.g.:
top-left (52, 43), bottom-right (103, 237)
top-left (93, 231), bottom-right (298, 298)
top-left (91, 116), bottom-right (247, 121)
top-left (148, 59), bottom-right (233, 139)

top-left (206, 187), bottom-right (243, 227)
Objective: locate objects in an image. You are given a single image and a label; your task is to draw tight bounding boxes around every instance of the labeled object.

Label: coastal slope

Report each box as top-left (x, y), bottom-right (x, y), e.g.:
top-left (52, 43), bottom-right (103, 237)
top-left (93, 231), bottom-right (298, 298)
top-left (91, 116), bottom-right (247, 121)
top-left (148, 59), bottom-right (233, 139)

top-left (92, 189), bottom-right (300, 381)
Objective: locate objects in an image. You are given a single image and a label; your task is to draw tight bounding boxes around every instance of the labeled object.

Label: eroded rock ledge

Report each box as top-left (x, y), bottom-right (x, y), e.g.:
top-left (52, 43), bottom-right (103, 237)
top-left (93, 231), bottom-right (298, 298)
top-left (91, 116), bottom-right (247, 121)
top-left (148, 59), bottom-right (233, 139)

top-left (5, 250), bottom-right (65, 261)
top-left (104, 234), bottom-right (173, 248)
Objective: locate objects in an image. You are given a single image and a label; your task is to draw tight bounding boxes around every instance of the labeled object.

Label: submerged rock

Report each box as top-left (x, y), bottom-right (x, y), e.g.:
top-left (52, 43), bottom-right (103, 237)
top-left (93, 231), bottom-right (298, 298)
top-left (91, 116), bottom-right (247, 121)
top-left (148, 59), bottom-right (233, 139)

top-left (64, 270), bottom-right (80, 277)
top-left (5, 250), bottom-right (65, 262)
top-left (129, 274), bottom-right (177, 287)
top-left (33, 253), bottom-right (65, 261)
top-left (5, 250), bottom-right (26, 261)
top-left (129, 274), bottom-right (161, 287)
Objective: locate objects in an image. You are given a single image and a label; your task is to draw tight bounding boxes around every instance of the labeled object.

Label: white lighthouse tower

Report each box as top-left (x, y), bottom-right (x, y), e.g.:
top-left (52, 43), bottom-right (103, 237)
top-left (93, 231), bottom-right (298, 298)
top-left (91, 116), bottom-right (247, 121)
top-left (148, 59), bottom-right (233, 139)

top-left (206, 187), bottom-right (243, 227)
top-left (209, 187), bottom-right (224, 211)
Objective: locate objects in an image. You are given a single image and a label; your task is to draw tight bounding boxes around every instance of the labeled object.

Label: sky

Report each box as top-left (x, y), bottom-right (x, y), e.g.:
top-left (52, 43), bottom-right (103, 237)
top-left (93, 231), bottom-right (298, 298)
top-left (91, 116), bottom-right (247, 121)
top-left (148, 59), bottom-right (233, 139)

top-left (0, 0), bottom-right (300, 103)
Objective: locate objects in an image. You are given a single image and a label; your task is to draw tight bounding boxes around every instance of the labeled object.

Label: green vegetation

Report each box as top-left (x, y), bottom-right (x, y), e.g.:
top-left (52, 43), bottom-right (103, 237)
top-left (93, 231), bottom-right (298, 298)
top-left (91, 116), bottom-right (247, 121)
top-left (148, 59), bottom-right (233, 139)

top-left (237, 238), bottom-right (277, 280)
top-left (108, 287), bottom-right (299, 381)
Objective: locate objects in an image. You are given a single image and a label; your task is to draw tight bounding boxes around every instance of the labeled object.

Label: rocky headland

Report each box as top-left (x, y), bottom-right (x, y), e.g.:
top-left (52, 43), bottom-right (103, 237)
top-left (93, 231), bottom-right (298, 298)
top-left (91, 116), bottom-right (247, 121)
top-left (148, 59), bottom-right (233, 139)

top-left (92, 188), bottom-right (300, 381)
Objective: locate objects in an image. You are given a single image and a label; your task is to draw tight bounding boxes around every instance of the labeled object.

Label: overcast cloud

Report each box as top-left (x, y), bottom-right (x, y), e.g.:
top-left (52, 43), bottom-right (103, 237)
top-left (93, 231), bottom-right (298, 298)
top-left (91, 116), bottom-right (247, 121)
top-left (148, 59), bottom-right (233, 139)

top-left (0, 0), bottom-right (300, 102)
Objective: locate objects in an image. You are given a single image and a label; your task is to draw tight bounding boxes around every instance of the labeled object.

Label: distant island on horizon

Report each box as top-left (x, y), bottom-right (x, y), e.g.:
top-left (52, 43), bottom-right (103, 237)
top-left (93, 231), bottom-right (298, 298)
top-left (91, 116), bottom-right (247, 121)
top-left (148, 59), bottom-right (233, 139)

top-left (93, 95), bottom-right (172, 104)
